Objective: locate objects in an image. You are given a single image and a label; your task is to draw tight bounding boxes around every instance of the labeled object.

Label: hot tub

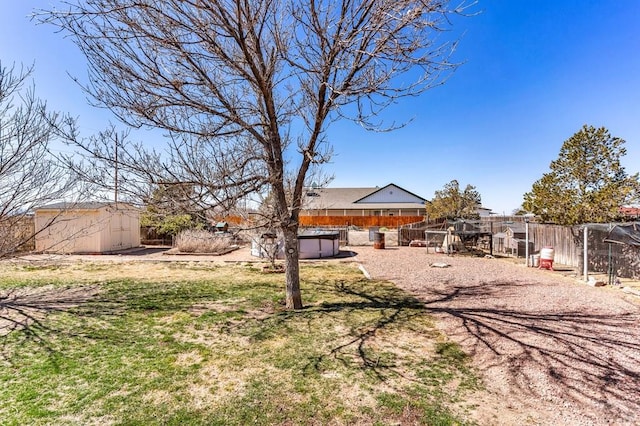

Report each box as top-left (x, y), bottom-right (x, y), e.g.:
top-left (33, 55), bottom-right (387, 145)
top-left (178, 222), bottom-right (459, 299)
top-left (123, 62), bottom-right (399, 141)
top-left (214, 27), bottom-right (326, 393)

top-left (297, 230), bottom-right (341, 259)
top-left (251, 230), bottom-right (341, 259)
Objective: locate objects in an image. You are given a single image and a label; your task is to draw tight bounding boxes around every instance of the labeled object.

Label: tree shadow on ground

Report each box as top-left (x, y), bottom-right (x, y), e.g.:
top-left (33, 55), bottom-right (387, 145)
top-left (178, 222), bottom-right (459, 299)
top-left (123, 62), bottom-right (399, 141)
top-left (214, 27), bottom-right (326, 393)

top-left (418, 280), bottom-right (640, 421)
top-left (0, 285), bottom-right (102, 362)
top-left (244, 278), bottom-right (452, 389)
top-left (0, 277), bottom-right (439, 395)
top-left (4, 267), bottom-right (638, 422)
top-left (0, 280), bottom-right (230, 364)
top-left (303, 279), bottom-right (430, 382)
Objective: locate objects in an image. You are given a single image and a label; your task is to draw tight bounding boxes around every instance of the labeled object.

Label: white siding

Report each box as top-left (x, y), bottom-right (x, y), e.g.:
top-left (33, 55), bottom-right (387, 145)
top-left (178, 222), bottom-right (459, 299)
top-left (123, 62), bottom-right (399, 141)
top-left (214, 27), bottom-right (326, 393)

top-left (35, 210), bottom-right (104, 253)
top-left (106, 209), bottom-right (140, 251)
top-left (35, 205), bottom-right (140, 254)
top-left (357, 184), bottom-right (424, 204)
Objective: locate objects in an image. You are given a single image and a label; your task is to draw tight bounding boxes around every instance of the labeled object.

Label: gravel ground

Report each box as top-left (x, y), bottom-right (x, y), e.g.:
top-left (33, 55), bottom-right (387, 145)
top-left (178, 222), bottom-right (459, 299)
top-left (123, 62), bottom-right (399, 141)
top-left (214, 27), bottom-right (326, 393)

top-left (352, 246), bottom-right (640, 426)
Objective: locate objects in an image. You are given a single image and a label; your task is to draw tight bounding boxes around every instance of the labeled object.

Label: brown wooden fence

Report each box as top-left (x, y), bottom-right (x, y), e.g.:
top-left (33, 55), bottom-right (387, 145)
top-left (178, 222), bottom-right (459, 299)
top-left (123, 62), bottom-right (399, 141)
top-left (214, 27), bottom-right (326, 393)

top-left (528, 223), bottom-right (581, 266)
top-left (140, 226), bottom-right (173, 245)
top-left (514, 222), bottom-right (639, 279)
top-left (0, 216), bottom-right (36, 255)
top-left (299, 215), bottom-right (424, 228)
top-left (396, 219), bottom-right (579, 267)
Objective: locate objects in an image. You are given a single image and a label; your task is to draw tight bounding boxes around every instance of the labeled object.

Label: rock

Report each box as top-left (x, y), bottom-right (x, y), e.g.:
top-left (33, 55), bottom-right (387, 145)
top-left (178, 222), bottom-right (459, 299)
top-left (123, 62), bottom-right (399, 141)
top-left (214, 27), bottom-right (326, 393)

top-left (622, 286), bottom-right (640, 296)
top-left (587, 277), bottom-right (606, 287)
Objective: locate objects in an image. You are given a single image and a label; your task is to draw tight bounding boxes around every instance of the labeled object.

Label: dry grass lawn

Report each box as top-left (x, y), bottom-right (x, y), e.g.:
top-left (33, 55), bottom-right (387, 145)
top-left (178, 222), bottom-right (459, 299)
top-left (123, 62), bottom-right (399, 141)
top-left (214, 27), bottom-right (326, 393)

top-left (0, 259), bottom-right (479, 425)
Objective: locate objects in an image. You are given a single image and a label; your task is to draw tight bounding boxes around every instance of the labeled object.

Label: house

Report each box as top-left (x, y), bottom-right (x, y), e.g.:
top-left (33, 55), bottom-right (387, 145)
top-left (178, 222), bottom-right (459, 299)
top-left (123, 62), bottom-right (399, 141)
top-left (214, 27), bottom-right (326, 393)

top-left (476, 206), bottom-right (495, 217)
top-left (620, 206), bottom-right (640, 220)
top-left (300, 183), bottom-right (427, 227)
top-left (34, 202), bottom-right (140, 254)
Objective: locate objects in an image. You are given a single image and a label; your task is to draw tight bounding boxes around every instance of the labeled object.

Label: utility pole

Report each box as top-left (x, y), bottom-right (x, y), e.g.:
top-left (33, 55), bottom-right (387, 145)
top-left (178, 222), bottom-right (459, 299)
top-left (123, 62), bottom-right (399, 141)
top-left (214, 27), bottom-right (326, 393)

top-left (114, 133), bottom-right (119, 205)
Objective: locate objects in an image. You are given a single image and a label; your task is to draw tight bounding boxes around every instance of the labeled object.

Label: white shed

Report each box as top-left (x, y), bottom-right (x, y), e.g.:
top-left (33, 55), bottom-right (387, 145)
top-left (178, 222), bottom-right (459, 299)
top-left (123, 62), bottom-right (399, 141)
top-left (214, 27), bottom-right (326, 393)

top-left (34, 202), bottom-right (140, 254)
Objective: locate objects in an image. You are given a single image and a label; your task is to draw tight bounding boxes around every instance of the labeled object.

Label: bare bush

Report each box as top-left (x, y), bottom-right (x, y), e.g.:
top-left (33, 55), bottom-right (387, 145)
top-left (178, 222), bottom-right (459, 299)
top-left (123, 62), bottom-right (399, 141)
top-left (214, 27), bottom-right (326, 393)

top-left (175, 229), bottom-right (233, 254)
top-left (0, 63), bottom-right (84, 258)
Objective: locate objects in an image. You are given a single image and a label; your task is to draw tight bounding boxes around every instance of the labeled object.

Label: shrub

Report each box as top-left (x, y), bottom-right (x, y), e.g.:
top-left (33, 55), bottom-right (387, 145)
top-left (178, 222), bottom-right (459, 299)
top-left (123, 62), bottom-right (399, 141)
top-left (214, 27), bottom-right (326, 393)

top-left (175, 229), bottom-right (233, 253)
top-left (141, 213), bottom-right (203, 237)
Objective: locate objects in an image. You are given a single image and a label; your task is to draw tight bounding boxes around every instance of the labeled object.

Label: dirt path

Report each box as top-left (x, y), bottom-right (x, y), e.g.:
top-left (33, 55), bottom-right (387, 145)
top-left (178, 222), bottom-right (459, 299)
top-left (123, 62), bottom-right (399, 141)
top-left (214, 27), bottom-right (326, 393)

top-left (353, 246), bottom-right (640, 426)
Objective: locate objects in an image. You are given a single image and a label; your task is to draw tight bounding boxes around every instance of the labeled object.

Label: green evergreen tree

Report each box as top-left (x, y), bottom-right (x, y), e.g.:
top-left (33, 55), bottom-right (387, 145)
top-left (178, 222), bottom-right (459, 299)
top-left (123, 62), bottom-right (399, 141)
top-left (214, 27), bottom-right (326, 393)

top-left (523, 125), bottom-right (640, 225)
top-left (141, 183), bottom-right (205, 237)
top-left (426, 180), bottom-right (481, 221)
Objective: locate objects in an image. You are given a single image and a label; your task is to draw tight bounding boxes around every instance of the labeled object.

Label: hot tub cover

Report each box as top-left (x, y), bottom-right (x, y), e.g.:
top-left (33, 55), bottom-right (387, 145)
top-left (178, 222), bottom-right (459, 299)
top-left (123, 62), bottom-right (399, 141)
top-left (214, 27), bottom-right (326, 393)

top-left (298, 229), bottom-right (340, 239)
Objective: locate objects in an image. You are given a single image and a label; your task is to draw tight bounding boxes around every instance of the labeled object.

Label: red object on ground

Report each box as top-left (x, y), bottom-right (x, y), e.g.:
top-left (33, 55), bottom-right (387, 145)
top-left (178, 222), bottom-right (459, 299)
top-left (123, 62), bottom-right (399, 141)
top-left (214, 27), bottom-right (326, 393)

top-left (539, 258), bottom-right (554, 270)
top-left (538, 246), bottom-right (555, 271)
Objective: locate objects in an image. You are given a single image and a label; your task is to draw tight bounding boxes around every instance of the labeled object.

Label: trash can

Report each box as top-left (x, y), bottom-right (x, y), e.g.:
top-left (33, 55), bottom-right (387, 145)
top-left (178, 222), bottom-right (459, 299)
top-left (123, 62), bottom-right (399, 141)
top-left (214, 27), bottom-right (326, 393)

top-left (373, 232), bottom-right (385, 249)
top-left (530, 254), bottom-right (540, 267)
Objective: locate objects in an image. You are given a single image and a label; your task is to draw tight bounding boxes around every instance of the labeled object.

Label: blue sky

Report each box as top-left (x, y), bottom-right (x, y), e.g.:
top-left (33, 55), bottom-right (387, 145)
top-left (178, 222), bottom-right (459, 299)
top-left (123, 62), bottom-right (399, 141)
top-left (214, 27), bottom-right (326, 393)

top-left (2, 1), bottom-right (639, 214)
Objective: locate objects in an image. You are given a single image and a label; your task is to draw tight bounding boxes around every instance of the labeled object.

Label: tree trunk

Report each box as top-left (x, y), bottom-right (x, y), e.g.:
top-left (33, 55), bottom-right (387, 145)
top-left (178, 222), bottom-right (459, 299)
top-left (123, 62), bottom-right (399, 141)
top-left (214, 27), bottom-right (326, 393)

top-left (282, 225), bottom-right (303, 310)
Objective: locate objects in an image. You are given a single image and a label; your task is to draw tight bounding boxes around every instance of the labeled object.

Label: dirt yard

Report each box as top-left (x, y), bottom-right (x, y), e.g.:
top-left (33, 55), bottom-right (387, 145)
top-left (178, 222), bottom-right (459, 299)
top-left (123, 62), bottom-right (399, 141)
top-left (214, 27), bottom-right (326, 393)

top-left (352, 246), bottom-right (640, 426)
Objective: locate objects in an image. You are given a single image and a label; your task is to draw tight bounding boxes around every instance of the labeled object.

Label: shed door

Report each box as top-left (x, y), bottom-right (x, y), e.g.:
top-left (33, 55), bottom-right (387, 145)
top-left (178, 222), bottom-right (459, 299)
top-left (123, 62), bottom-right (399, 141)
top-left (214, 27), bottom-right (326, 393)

top-left (110, 213), bottom-right (124, 251)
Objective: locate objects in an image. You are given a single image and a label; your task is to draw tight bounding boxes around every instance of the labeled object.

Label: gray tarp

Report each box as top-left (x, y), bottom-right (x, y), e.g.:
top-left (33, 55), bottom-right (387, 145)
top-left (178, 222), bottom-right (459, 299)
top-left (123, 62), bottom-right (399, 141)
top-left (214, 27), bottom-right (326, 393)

top-left (603, 223), bottom-right (640, 247)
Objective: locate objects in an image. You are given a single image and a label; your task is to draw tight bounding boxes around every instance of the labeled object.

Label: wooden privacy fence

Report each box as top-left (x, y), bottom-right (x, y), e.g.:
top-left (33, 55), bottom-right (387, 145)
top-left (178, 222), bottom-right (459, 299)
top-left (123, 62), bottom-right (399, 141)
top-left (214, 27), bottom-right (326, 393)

top-left (0, 216), bottom-right (36, 254)
top-left (528, 223), bottom-right (580, 266)
top-left (515, 222), bottom-right (639, 279)
top-left (396, 219), bottom-right (639, 277)
top-left (140, 226), bottom-right (173, 245)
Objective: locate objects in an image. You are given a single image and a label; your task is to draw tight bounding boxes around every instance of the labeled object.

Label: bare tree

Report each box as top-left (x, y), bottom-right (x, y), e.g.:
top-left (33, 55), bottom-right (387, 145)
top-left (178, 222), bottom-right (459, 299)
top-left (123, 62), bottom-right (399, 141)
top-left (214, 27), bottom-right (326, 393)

top-left (42, 0), bottom-right (470, 309)
top-left (0, 63), bottom-right (81, 258)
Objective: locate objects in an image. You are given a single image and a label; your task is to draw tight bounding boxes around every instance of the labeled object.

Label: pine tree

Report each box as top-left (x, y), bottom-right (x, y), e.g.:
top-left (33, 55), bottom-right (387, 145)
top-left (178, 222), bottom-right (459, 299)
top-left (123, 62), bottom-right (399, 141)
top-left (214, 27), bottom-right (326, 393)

top-left (523, 125), bottom-right (640, 225)
top-left (426, 180), bottom-right (481, 221)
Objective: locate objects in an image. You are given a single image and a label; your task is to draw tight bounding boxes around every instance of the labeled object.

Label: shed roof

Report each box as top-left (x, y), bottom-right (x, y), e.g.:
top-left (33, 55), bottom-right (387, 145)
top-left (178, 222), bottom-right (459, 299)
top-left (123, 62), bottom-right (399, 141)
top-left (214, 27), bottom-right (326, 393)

top-left (505, 223), bottom-right (527, 233)
top-left (36, 202), bottom-right (137, 211)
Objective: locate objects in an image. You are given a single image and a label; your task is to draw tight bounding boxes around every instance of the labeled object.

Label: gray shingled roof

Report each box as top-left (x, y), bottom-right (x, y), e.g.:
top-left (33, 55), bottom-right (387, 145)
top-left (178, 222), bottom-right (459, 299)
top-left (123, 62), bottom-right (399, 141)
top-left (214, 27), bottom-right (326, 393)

top-left (303, 187), bottom-right (377, 210)
top-left (505, 223), bottom-right (527, 234)
top-left (303, 185), bottom-right (426, 211)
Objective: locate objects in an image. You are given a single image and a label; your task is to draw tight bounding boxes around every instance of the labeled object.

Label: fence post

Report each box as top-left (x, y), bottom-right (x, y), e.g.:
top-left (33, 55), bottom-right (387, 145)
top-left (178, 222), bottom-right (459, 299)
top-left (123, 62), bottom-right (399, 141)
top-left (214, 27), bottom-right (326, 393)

top-left (607, 223), bottom-right (614, 286)
top-left (583, 225), bottom-right (588, 281)
top-left (525, 220), bottom-right (530, 267)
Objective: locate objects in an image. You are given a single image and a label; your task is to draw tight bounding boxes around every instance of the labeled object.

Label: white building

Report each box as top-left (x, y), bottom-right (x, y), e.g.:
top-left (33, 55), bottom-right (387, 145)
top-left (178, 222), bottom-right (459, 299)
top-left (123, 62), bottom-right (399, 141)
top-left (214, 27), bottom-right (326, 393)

top-left (35, 202), bottom-right (140, 254)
